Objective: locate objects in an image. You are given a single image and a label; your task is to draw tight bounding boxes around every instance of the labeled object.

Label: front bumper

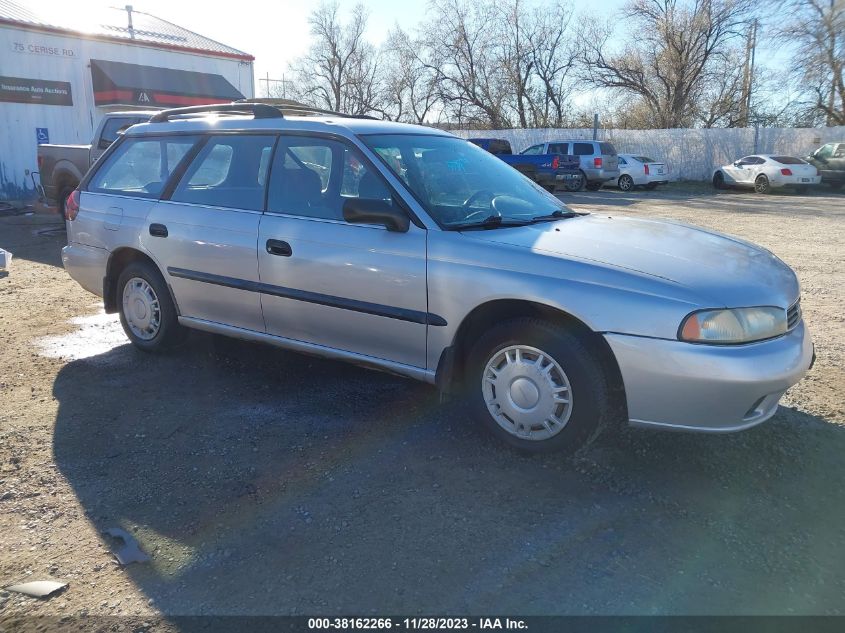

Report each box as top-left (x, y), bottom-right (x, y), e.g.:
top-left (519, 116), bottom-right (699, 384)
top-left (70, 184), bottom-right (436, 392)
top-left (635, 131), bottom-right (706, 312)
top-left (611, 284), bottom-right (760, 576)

top-left (62, 242), bottom-right (109, 297)
top-left (605, 321), bottom-right (814, 433)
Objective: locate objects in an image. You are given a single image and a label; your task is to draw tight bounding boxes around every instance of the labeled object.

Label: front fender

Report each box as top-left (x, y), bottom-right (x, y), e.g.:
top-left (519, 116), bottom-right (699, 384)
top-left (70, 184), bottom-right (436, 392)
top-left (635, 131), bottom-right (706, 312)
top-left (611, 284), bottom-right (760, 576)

top-left (425, 231), bottom-right (709, 371)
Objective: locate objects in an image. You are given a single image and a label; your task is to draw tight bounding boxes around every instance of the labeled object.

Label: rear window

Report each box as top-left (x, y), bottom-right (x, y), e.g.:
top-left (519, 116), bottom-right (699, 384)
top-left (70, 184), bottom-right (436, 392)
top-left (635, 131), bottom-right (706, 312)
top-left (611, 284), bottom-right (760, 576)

top-left (87, 135), bottom-right (198, 198)
top-left (772, 156), bottom-right (806, 165)
top-left (573, 143), bottom-right (594, 156)
top-left (633, 156), bottom-right (656, 163)
top-left (171, 134), bottom-right (277, 210)
top-left (599, 142), bottom-right (617, 156)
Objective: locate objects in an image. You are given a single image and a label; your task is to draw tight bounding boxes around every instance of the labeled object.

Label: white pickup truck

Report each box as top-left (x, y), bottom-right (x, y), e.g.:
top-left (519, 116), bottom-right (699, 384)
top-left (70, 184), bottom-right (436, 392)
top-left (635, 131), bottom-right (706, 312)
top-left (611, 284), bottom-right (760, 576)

top-left (37, 111), bottom-right (156, 217)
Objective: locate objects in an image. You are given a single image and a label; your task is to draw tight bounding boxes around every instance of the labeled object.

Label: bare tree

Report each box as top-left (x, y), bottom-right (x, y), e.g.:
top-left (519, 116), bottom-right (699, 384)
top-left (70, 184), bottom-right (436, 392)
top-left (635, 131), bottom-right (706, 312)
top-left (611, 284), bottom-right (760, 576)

top-left (287, 2), bottom-right (383, 115)
top-left (773, 0), bottom-right (845, 126)
top-left (381, 28), bottom-right (441, 123)
top-left (418, 0), bottom-right (512, 128)
top-left (580, 0), bottom-right (755, 128)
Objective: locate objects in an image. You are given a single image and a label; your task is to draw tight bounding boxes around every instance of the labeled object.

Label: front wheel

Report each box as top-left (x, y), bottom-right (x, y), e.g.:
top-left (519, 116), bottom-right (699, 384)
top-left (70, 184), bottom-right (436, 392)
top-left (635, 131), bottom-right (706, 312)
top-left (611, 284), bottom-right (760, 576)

top-left (713, 172), bottom-right (725, 190)
top-left (117, 261), bottom-right (185, 352)
top-left (754, 174), bottom-right (771, 194)
top-left (563, 173), bottom-right (584, 192)
top-left (466, 318), bottom-right (613, 454)
top-left (617, 174), bottom-right (634, 191)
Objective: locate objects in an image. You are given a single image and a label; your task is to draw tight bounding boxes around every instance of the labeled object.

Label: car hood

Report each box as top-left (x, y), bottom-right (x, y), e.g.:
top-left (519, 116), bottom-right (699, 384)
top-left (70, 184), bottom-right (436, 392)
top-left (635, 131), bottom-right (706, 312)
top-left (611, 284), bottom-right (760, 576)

top-left (462, 214), bottom-right (799, 308)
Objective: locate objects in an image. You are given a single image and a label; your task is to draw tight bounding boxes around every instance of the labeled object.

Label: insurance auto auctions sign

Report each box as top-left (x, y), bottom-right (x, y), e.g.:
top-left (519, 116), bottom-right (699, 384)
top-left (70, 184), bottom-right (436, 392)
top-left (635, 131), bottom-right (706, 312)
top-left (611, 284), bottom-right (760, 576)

top-left (0, 76), bottom-right (73, 106)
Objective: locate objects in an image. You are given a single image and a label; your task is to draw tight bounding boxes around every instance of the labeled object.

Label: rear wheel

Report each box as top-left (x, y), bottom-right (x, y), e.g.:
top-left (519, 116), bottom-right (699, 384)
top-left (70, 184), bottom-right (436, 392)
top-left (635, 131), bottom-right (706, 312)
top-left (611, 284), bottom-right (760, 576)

top-left (713, 172), bottom-right (725, 190)
top-left (754, 174), bottom-right (771, 194)
top-left (466, 318), bottom-right (612, 454)
top-left (117, 261), bottom-right (185, 353)
top-left (563, 173), bottom-right (584, 192)
top-left (617, 174), bottom-right (634, 191)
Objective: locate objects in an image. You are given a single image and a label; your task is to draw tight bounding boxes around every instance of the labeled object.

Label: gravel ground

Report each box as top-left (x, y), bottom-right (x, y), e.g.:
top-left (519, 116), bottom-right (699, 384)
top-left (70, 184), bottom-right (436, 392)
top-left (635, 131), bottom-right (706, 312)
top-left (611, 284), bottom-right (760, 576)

top-left (1, 186), bottom-right (844, 623)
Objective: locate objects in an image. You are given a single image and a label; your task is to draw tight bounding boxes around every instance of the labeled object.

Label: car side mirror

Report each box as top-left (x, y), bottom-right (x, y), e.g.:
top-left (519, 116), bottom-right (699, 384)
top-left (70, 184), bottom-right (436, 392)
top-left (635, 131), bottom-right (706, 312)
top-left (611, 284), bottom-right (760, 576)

top-left (734, 161), bottom-right (742, 167)
top-left (343, 198), bottom-right (410, 233)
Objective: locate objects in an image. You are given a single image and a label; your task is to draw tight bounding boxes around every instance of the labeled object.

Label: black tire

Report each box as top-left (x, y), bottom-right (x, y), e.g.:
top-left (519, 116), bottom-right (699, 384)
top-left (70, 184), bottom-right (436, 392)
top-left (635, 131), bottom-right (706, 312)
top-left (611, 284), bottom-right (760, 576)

top-left (466, 318), bottom-right (613, 454)
top-left (116, 260), bottom-right (185, 353)
top-left (57, 185), bottom-right (75, 220)
top-left (713, 171), bottom-right (725, 190)
top-left (617, 174), bottom-right (634, 192)
top-left (574, 170), bottom-right (588, 191)
top-left (754, 174), bottom-right (771, 194)
top-left (585, 181), bottom-right (603, 191)
top-left (563, 173), bottom-right (584, 192)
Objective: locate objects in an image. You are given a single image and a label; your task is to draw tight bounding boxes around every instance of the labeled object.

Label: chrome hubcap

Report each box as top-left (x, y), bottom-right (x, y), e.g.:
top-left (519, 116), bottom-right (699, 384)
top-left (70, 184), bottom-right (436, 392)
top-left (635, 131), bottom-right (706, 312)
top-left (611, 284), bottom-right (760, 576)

top-left (122, 277), bottom-right (161, 340)
top-left (482, 345), bottom-right (573, 441)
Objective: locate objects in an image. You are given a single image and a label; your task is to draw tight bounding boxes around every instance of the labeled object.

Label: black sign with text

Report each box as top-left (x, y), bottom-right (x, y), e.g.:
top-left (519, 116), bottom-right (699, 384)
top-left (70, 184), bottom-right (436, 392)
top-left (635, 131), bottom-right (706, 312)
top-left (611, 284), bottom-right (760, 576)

top-left (0, 76), bottom-right (73, 106)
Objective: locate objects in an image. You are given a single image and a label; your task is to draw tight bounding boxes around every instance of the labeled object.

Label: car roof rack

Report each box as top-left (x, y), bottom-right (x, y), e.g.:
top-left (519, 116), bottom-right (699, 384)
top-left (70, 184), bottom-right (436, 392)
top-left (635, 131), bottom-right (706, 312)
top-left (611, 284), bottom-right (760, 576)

top-left (236, 99), bottom-right (379, 121)
top-left (149, 102), bottom-right (283, 123)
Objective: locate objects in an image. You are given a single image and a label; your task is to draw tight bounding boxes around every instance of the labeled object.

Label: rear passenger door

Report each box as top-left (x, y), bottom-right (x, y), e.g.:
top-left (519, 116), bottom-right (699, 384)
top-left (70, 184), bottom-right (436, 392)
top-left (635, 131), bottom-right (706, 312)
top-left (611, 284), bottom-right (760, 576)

top-left (257, 135), bottom-right (428, 369)
top-left (143, 133), bottom-right (277, 332)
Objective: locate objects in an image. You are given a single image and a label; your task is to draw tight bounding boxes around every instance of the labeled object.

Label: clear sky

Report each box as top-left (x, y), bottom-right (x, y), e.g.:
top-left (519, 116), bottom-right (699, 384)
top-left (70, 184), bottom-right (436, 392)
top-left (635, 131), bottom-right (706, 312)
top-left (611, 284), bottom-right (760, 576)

top-left (34, 0), bottom-right (781, 105)
top-left (34, 0), bottom-right (630, 97)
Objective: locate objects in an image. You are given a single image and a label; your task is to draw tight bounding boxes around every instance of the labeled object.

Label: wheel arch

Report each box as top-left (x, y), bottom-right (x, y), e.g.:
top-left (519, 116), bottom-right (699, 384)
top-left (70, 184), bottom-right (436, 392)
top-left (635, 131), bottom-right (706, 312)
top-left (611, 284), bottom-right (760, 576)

top-left (104, 247), bottom-right (175, 315)
top-left (438, 299), bottom-right (626, 415)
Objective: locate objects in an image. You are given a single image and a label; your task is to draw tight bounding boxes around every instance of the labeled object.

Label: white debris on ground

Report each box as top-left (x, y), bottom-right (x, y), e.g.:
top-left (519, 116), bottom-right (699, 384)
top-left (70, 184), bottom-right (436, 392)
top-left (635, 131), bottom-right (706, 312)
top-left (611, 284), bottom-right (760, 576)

top-left (34, 309), bottom-right (126, 362)
top-left (0, 248), bottom-right (12, 269)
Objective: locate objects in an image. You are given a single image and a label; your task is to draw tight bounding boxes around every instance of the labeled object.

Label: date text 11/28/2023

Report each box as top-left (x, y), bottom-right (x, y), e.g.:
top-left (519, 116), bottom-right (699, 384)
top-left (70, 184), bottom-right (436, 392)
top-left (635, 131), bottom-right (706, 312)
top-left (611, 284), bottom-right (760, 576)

top-left (308, 618), bottom-right (528, 630)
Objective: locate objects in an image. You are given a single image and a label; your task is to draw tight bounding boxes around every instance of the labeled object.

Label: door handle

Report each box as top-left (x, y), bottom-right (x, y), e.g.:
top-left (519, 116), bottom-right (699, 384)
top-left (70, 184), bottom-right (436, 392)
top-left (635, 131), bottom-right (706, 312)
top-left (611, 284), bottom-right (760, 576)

top-left (266, 239), bottom-right (292, 257)
top-left (149, 223), bottom-right (168, 238)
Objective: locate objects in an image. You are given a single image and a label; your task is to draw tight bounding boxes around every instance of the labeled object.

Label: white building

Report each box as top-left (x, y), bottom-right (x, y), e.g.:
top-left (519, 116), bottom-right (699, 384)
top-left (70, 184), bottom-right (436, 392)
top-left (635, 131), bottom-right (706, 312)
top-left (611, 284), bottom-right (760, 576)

top-left (0, 1), bottom-right (254, 200)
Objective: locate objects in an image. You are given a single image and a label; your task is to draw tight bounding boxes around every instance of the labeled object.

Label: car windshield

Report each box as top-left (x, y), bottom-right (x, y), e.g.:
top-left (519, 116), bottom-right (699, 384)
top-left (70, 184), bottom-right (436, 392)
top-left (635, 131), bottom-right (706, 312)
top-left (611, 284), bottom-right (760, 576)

top-left (361, 134), bottom-right (572, 229)
top-left (772, 156), bottom-right (806, 165)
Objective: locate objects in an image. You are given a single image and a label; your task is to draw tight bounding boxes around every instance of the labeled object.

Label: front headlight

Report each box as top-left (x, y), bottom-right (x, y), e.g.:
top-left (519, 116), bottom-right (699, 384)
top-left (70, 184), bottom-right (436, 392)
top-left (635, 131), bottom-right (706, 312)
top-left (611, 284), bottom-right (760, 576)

top-left (679, 307), bottom-right (787, 344)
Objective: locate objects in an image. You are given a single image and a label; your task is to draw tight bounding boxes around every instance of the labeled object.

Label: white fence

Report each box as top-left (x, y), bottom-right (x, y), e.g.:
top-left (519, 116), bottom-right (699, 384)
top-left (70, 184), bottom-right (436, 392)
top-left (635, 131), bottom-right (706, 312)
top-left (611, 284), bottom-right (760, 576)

top-left (452, 126), bottom-right (845, 181)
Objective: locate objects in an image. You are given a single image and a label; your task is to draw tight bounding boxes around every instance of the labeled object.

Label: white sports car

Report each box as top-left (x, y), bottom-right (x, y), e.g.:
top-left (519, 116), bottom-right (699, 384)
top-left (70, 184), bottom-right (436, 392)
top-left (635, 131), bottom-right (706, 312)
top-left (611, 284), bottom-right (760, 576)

top-left (616, 154), bottom-right (669, 191)
top-left (713, 155), bottom-right (821, 194)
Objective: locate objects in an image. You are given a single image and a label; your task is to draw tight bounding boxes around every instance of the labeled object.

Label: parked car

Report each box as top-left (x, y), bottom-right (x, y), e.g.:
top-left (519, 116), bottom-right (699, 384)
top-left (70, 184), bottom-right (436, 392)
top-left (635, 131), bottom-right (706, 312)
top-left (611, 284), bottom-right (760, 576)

top-left (804, 142), bottom-right (845, 189)
top-left (615, 154), bottom-right (669, 191)
top-left (468, 138), bottom-right (582, 192)
top-left (38, 111), bottom-right (156, 217)
top-left (712, 155), bottom-right (821, 194)
top-left (62, 103), bottom-right (813, 454)
top-left (520, 140), bottom-right (620, 191)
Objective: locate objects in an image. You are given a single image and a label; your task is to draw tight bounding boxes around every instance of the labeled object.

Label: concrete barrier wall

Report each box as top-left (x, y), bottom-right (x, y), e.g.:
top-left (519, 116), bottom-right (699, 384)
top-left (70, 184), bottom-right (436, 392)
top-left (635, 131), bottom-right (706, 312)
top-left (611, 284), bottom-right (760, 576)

top-left (452, 127), bottom-right (845, 181)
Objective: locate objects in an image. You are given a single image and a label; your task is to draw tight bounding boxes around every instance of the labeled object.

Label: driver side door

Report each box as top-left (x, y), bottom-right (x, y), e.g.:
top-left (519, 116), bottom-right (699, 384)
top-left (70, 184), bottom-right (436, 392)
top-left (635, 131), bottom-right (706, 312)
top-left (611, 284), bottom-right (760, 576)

top-left (257, 135), bottom-right (429, 369)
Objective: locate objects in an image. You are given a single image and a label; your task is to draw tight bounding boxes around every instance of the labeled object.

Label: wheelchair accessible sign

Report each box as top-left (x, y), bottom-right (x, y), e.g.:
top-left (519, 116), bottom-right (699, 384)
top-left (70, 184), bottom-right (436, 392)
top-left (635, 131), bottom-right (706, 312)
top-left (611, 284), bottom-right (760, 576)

top-left (36, 127), bottom-right (49, 144)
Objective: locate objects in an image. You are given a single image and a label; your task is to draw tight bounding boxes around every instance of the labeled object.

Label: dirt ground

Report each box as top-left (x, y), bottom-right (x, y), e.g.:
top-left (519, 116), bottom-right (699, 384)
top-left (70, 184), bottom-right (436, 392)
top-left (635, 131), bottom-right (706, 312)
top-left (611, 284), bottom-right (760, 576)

top-left (1, 185), bottom-right (844, 624)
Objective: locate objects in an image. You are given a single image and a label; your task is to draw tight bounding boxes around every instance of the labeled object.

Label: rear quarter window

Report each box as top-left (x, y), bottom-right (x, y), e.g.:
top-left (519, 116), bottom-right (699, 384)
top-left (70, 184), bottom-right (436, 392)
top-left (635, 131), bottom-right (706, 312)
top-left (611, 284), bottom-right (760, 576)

top-left (573, 143), bottom-right (594, 156)
top-left (599, 142), bottom-right (617, 156)
top-left (87, 135), bottom-right (198, 198)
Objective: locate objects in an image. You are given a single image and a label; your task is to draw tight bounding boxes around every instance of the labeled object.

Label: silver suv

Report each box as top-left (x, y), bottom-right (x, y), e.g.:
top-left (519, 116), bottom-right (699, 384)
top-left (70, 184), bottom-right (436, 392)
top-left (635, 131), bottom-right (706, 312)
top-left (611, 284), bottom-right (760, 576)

top-left (62, 103), bottom-right (813, 453)
top-left (521, 140), bottom-right (620, 190)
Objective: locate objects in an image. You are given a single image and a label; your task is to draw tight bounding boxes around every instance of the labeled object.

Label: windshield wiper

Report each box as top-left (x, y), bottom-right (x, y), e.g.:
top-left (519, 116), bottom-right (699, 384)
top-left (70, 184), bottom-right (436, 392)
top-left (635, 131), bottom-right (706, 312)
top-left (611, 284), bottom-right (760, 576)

top-left (528, 210), bottom-right (582, 223)
top-left (447, 214), bottom-right (531, 231)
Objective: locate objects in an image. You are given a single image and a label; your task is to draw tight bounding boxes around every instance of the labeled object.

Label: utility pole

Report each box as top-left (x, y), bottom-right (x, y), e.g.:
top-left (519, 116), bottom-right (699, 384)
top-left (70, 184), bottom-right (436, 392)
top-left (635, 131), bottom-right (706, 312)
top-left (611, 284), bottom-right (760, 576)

top-left (740, 19), bottom-right (758, 127)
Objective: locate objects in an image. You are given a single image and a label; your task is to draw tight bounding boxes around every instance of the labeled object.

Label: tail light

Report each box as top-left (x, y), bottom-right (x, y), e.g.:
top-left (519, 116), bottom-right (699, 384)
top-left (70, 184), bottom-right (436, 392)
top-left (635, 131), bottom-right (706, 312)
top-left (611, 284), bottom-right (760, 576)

top-left (594, 157), bottom-right (602, 168)
top-left (780, 168), bottom-right (792, 176)
top-left (65, 190), bottom-right (80, 221)
top-left (552, 156), bottom-right (560, 169)
top-left (644, 164), bottom-right (650, 175)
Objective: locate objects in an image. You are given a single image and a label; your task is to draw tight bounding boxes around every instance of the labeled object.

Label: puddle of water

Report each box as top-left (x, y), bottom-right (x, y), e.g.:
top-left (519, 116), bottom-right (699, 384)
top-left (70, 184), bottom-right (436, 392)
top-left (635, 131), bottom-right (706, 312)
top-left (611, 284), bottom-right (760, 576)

top-left (35, 310), bottom-right (128, 362)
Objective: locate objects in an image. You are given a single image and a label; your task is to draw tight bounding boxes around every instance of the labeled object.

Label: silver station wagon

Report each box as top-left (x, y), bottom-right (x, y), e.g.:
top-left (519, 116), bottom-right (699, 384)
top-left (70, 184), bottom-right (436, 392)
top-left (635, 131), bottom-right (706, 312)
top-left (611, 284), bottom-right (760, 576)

top-left (62, 103), bottom-right (814, 453)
